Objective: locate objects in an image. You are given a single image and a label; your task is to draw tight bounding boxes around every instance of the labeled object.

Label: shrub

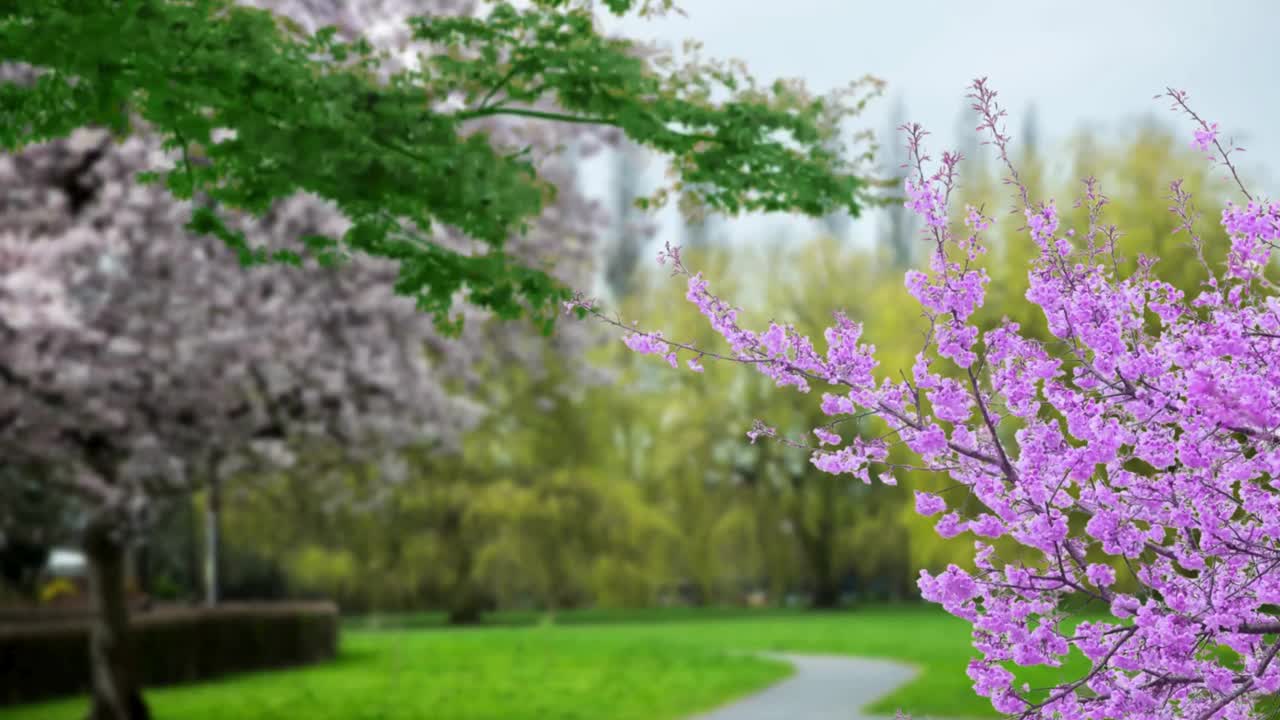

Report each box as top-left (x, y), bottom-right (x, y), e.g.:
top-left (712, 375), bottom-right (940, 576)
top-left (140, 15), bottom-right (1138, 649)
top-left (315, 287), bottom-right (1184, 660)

top-left (0, 602), bottom-right (338, 706)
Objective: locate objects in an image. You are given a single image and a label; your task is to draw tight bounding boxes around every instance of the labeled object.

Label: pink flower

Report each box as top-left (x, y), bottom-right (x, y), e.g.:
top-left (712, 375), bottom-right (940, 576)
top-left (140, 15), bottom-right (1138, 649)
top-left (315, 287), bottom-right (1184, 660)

top-left (610, 78), bottom-right (1280, 720)
top-left (935, 512), bottom-right (969, 539)
top-left (1192, 121), bottom-right (1219, 153)
top-left (914, 491), bottom-right (947, 516)
top-left (1085, 564), bottom-right (1116, 588)
top-left (813, 427), bottom-right (841, 446)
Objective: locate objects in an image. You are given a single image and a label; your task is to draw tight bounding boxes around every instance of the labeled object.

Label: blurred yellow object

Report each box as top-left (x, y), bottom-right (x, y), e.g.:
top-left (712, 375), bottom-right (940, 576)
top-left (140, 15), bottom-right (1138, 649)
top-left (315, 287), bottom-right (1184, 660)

top-left (39, 577), bottom-right (77, 604)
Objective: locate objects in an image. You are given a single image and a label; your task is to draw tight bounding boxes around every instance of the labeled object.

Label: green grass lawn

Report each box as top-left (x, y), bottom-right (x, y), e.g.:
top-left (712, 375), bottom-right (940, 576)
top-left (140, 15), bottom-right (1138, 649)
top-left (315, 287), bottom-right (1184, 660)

top-left (0, 605), bottom-right (1093, 720)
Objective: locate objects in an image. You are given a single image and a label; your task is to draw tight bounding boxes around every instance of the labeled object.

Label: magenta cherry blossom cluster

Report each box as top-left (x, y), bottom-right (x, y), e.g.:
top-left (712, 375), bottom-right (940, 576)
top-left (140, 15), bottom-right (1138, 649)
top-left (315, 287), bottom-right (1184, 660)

top-left (572, 78), bottom-right (1280, 719)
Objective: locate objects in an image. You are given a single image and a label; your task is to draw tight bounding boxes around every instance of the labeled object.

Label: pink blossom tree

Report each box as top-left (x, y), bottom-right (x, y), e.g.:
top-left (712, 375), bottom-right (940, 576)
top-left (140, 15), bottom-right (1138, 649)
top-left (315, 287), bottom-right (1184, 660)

top-left (0, 5), bottom-right (606, 720)
top-left (582, 79), bottom-right (1280, 720)
top-left (0, 125), bottom-right (584, 720)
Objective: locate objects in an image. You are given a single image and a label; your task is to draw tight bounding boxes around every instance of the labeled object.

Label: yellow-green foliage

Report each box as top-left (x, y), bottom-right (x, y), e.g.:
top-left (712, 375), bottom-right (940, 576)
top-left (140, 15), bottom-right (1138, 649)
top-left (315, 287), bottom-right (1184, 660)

top-left (218, 124), bottom-right (1242, 612)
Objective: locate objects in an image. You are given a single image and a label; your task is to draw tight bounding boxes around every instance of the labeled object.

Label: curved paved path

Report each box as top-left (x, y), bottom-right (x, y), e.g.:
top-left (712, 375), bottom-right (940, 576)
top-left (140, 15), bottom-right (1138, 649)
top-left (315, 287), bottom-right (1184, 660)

top-left (690, 653), bottom-right (920, 720)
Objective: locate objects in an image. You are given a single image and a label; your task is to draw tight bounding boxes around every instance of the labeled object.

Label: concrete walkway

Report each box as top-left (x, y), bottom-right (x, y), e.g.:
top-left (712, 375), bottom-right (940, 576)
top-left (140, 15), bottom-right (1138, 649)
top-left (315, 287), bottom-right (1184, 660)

top-left (689, 653), bottom-right (921, 720)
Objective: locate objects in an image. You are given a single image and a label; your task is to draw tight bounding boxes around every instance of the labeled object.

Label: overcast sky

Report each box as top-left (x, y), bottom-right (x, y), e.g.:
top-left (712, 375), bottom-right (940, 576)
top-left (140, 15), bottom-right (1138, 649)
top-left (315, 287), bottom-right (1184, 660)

top-left (581, 0), bottom-right (1280, 254)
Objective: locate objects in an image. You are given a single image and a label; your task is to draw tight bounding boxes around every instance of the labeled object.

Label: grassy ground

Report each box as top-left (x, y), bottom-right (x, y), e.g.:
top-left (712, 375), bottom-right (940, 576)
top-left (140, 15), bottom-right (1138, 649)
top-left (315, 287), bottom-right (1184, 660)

top-left (0, 605), bottom-right (1091, 720)
top-left (344, 605), bottom-right (1094, 718)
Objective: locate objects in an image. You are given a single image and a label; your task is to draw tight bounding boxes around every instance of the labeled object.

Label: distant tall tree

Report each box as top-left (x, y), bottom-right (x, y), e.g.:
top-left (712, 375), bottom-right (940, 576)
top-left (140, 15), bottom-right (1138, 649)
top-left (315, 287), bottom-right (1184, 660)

top-left (954, 97), bottom-right (985, 177)
top-left (680, 183), bottom-right (721, 249)
top-left (1021, 100), bottom-right (1040, 155)
top-left (1019, 100), bottom-right (1045, 199)
top-left (881, 95), bottom-right (916, 267)
top-left (820, 131), bottom-right (852, 242)
top-left (604, 140), bottom-right (655, 300)
top-left (952, 98), bottom-right (995, 229)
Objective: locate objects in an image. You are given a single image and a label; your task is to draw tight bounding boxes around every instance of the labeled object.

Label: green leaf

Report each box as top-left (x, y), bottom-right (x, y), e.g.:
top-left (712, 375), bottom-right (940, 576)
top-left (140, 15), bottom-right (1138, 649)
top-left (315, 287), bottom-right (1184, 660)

top-left (2, 0), bottom-right (880, 331)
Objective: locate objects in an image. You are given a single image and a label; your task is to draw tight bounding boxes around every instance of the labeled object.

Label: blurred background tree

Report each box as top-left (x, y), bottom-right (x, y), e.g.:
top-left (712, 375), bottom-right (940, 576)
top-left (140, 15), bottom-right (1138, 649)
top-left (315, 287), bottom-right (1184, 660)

top-left (148, 117), bottom-right (1247, 621)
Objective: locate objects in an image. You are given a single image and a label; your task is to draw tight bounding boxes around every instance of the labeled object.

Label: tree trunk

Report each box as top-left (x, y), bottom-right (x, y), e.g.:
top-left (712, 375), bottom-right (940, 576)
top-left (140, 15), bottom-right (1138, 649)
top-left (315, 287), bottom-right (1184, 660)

top-left (809, 575), bottom-right (841, 609)
top-left (805, 477), bottom-right (842, 610)
top-left (83, 512), bottom-right (151, 720)
top-left (446, 577), bottom-right (490, 625)
top-left (441, 507), bottom-right (488, 626)
top-left (806, 533), bottom-right (841, 609)
top-left (447, 596), bottom-right (486, 626)
top-left (204, 474), bottom-right (221, 607)
top-left (184, 500), bottom-right (201, 604)
top-left (133, 543), bottom-right (148, 598)
top-left (796, 520), bottom-right (841, 609)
